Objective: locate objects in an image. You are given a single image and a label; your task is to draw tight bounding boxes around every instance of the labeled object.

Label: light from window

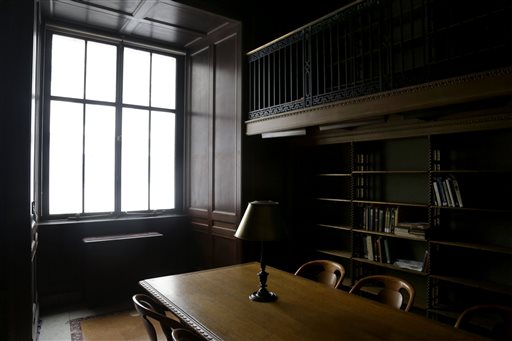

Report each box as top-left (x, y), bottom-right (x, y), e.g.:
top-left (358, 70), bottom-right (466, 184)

top-left (84, 104), bottom-right (115, 213)
top-left (51, 35), bottom-right (84, 98)
top-left (46, 33), bottom-right (178, 217)
top-left (49, 100), bottom-right (83, 214)
top-left (86, 41), bottom-right (117, 102)
top-left (150, 111), bottom-right (175, 209)
top-left (123, 48), bottom-right (150, 106)
top-left (151, 54), bottom-right (176, 109)
top-left (121, 108), bottom-right (149, 211)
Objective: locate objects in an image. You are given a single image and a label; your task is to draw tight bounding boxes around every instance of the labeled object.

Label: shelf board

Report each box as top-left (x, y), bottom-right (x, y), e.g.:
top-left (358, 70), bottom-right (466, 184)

top-left (427, 308), bottom-right (461, 320)
top-left (353, 257), bottom-right (428, 276)
top-left (315, 249), bottom-right (352, 259)
top-left (431, 275), bottom-right (512, 296)
top-left (353, 170), bottom-right (428, 174)
top-left (352, 228), bottom-right (427, 241)
top-left (316, 223), bottom-right (352, 231)
top-left (316, 173), bottom-right (352, 177)
top-left (431, 169), bottom-right (512, 174)
top-left (353, 200), bottom-right (428, 207)
top-left (430, 205), bottom-right (512, 213)
top-left (430, 240), bottom-right (512, 255)
top-left (314, 197), bottom-right (351, 203)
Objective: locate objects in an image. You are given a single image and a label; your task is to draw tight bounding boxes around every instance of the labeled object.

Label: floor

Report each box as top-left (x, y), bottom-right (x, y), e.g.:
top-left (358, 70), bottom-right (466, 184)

top-left (38, 302), bottom-right (131, 341)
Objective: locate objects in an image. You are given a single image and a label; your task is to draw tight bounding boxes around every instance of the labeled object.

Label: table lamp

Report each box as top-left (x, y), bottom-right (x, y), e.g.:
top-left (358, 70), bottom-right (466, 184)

top-left (234, 200), bottom-right (286, 302)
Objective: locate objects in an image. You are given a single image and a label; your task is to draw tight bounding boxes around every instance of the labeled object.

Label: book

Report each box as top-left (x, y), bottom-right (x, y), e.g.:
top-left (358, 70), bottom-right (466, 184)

top-left (375, 237), bottom-right (382, 262)
top-left (394, 259), bottom-right (424, 272)
top-left (366, 236), bottom-right (374, 261)
top-left (378, 209), bottom-right (384, 232)
top-left (442, 179), bottom-right (454, 207)
top-left (435, 177), bottom-right (448, 206)
top-left (449, 174), bottom-right (463, 208)
top-left (383, 238), bottom-right (391, 264)
top-left (444, 177), bottom-right (456, 207)
top-left (432, 181), bottom-right (441, 206)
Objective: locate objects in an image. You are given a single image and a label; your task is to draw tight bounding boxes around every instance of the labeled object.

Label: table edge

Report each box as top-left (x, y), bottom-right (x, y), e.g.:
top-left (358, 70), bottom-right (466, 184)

top-left (139, 280), bottom-right (222, 341)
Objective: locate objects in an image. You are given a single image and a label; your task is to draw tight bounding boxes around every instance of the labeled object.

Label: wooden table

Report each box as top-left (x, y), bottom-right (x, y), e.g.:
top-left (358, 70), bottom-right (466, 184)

top-left (140, 262), bottom-right (484, 340)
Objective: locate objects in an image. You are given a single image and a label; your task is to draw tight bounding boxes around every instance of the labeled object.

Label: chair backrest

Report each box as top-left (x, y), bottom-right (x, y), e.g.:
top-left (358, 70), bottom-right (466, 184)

top-left (454, 304), bottom-right (512, 340)
top-left (133, 293), bottom-right (183, 341)
top-left (294, 260), bottom-right (346, 289)
top-left (348, 275), bottom-right (415, 312)
top-left (171, 328), bottom-right (203, 341)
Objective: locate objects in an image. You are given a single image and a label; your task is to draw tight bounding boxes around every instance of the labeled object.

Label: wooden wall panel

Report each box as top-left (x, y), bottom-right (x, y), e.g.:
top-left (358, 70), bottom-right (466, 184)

top-left (188, 47), bottom-right (211, 211)
top-left (186, 22), bottom-right (242, 269)
top-left (213, 33), bottom-right (240, 216)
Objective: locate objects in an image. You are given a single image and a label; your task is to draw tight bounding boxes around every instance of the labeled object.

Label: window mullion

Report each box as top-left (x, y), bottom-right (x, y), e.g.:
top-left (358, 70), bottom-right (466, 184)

top-left (82, 41), bottom-right (88, 214)
top-left (115, 44), bottom-right (124, 215)
top-left (148, 53), bottom-right (153, 211)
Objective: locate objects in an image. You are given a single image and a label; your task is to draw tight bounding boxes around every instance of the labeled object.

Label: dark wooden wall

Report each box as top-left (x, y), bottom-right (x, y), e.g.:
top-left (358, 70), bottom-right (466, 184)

top-left (186, 22), bottom-right (243, 269)
top-left (0, 0), bottom-right (36, 340)
top-left (37, 216), bottom-right (190, 308)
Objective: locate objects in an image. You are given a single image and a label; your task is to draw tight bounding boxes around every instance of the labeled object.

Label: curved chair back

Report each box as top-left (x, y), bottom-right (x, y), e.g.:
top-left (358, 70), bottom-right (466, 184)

top-left (455, 304), bottom-right (512, 340)
top-left (294, 260), bottom-right (346, 289)
top-left (133, 293), bottom-right (183, 341)
top-left (349, 275), bottom-right (415, 312)
top-left (172, 328), bottom-right (204, 341)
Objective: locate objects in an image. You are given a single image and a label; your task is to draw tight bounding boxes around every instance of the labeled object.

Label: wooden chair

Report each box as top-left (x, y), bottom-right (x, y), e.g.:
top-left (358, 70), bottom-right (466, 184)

top-left (133, 293), bottom-right (183, 341)
top-left (294, 259), bottom-right (346, 289)
top-left (348, 275), bottom-right (415, 312)
top-left (171, 328), bottom-right (204, 341)
top-left (454, 304), bottom-right (512, 340)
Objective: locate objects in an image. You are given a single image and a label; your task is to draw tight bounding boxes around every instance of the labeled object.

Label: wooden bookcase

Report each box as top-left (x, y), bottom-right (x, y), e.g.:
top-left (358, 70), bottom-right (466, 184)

top-left (296, 128), bottom-right (512, 321)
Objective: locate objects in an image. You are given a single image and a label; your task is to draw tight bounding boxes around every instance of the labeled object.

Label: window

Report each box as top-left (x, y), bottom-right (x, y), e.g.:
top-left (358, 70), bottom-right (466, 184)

top-left (42, 32), bottom-right (183, 218)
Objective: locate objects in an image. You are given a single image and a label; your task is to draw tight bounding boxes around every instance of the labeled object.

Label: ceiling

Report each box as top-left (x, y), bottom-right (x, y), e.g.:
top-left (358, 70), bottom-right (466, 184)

top-left (41, 0), bottom-right (239, 49)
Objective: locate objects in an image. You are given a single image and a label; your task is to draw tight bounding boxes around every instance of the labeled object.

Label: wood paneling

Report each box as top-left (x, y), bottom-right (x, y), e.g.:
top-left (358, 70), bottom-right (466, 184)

top-left (0, 1), bottom-right (37, 339)
top-left (188, 47), bottom-right (211, 211)
top-left (186, 22), bottom-right (242, 269)
top-left (213, 33), bottom-right (240, 214)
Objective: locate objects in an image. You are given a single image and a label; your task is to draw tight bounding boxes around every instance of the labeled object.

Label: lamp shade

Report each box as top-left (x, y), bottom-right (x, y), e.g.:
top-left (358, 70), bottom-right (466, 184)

top-left (235, 201), bottom-right (285, 242)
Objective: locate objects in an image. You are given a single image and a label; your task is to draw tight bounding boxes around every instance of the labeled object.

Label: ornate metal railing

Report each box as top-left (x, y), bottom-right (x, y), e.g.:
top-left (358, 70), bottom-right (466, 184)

top-left (247, 0), bottom-right (512, 121)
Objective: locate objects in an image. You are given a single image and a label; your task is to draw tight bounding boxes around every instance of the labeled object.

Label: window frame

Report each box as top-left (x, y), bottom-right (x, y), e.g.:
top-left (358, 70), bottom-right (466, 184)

top-left (39, 25), bottom-right (185, 221)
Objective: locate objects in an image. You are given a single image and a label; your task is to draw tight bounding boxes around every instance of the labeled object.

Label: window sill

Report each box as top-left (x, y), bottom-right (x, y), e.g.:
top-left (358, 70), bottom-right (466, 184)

top-left (35, 212), bottom-right (188, 226)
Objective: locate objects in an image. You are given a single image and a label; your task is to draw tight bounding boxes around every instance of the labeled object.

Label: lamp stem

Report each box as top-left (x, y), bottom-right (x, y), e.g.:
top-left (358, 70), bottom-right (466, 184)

top-left (249, 241), bottom-right (277, 302)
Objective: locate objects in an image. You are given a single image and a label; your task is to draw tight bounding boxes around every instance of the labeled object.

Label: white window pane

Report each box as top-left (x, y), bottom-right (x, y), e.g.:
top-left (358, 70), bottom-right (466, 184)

top-left (49, 101), bottom-right (83, 214)
top-left (151, 54), bottom-right (176, 109)
top-left (84, 105), bottom-right (115, 213)
top-left (51, 35), bottom-right (85, 98)
top-left (122, 108), bottom-right (149, 211)
top-left (150, 111), bottom-right (175, 210)
top-left (123, 48), bottom-right (150, 106)
top-left (86, 41), bottom-right (117, 102)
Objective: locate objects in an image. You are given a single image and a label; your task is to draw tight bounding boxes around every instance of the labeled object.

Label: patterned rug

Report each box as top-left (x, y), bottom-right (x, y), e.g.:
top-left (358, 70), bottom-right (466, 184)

top-left (69, 310), bottom-right (165, 341)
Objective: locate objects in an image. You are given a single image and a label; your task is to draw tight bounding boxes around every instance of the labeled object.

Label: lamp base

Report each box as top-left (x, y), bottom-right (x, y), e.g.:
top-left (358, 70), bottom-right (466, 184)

top-left (249, 288), bottom-right (278, 302)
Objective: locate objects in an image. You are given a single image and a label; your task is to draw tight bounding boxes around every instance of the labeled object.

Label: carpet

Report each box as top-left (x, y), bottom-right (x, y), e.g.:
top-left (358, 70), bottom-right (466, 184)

top-left (70, 310), bottom-right (166, 341)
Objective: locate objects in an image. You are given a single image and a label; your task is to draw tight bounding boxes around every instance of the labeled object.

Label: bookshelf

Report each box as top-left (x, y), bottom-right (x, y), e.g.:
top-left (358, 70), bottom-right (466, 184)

top-left (297, 129), bottom-right (512, 320)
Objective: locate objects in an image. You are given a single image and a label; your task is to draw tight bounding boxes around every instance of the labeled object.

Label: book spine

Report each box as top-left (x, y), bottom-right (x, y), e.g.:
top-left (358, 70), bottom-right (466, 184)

top-left (444, 177), bottom-right (455, 207)
top-left (436, 177), bottom-right (448, 206)
top-left (450, 175), bottom-right (464, 208)
top-left (366, 236), bottom-right (374, 261)
top-left (433, 181), bottom-right (441, 206)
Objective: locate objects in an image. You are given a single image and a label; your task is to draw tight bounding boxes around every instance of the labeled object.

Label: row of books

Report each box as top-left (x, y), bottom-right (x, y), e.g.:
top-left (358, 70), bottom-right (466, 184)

top-left (362, 235), bottom-right (392, 264)
top-left (362, 235), bottom-right (429, 272)
top-left (432, 175), bottom-right (463, 207)
top-left (354, 153), bottom-right (374, 171)
top-left (361, 206), bottom-right (399, 233)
